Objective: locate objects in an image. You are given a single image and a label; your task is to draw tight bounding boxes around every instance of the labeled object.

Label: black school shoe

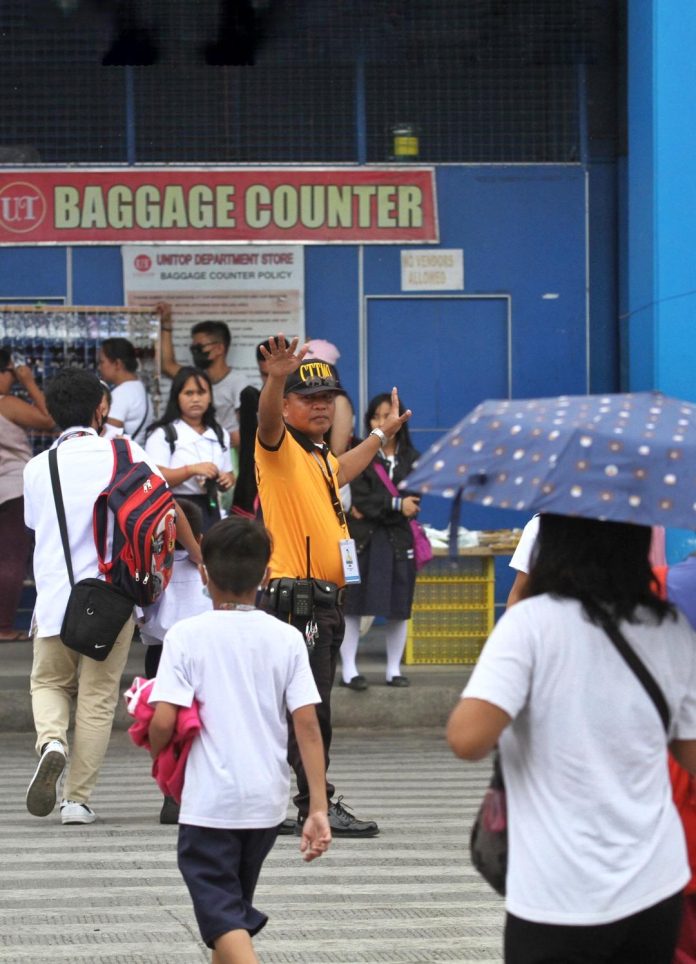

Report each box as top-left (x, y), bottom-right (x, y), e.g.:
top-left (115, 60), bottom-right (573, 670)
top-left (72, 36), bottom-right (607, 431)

top-left (277, 817), bottom-right (298, 835)
top-left (295, 795), bottom-right (379, 838)
top-left (339, 675), bottom-right (368, 691)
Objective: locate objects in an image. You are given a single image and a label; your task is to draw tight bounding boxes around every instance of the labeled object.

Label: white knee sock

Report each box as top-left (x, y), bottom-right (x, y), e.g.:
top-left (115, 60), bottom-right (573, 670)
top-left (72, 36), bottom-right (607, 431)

top-left (341, 615), bottom-right (361, 682)
top-left (385, 619), bottom-right (408, 681)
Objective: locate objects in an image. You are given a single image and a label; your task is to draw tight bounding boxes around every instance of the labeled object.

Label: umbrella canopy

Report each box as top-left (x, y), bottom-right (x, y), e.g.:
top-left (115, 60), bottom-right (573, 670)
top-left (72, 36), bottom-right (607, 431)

top-left (404, 391), bottom-right (696, 529)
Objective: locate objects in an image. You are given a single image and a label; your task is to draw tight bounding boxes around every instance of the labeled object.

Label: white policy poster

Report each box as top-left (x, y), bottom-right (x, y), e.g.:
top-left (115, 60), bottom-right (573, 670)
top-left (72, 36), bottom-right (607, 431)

top-left (122, 244), bottom-right (304, 391)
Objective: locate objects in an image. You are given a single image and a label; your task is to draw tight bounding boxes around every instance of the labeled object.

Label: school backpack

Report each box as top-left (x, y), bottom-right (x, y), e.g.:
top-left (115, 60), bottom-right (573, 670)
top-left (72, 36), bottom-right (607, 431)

top-left (93, 437), bottom-right (176, 607)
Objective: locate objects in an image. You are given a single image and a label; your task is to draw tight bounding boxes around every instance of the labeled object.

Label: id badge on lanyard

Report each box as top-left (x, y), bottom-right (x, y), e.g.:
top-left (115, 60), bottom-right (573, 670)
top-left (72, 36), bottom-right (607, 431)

top-left (340, 538), bottom-right (361, 584)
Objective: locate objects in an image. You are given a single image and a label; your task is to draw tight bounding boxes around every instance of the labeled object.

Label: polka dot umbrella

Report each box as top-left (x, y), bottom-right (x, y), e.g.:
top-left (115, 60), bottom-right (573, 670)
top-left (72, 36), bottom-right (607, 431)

top-left (403, 391), bottom-right (696, 528)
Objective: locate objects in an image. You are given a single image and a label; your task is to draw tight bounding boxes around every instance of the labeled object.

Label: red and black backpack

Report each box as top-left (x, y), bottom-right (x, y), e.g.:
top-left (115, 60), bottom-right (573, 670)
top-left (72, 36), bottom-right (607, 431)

top-left (93, 438), bottom-right (176, 607)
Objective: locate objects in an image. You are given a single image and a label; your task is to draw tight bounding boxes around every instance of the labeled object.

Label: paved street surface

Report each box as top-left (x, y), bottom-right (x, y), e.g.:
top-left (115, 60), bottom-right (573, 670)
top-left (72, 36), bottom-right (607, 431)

top-left (1, 728), bottom-right (505, 963)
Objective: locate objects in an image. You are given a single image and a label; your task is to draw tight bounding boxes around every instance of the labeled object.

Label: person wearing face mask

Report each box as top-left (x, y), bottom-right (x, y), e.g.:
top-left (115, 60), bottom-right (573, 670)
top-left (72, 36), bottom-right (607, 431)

top-left (157, 303), bottom-right (245, 449)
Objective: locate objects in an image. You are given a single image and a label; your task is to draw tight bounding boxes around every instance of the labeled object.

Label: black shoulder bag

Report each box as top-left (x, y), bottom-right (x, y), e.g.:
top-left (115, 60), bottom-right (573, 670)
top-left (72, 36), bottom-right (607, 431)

top-left (49, 448), bottom-right (134, 661)
top-left (469, 618), bottom-right (671, 896)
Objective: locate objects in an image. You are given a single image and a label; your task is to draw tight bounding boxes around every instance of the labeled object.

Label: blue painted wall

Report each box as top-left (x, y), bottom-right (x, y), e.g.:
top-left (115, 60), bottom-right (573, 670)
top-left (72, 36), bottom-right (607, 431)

top-left (627, 0), bottom-right (696, 564)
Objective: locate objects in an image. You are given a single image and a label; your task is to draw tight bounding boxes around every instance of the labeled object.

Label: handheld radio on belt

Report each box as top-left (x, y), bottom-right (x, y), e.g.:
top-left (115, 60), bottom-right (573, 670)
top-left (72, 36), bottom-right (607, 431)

top-left (293, 536), bottom-right (313, 617)
top-left (296, 536), bottom-right (318, 651)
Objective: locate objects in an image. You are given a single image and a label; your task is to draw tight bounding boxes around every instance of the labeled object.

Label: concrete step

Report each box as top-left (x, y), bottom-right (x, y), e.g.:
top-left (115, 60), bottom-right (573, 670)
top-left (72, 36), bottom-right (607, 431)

top-left (0, 627), bottom-right (473, 732)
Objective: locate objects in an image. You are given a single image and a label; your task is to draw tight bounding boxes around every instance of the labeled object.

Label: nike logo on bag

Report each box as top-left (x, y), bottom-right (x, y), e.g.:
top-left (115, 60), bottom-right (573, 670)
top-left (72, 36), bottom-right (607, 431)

top-left (94, 644), bottom-right (107, 649)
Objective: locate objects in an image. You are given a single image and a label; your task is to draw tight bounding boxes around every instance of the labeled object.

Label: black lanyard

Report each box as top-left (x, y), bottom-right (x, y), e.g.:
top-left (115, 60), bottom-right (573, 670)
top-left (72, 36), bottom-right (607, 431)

top-left (310, 448), bottom-right (347, 529)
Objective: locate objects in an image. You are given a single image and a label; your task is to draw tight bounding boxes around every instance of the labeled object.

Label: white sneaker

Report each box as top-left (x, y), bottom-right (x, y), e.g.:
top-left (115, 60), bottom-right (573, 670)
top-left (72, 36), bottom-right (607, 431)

top-left (60, 800), bottom-right (97, 825)
top-left (26, 740), bottom-right (66, 817)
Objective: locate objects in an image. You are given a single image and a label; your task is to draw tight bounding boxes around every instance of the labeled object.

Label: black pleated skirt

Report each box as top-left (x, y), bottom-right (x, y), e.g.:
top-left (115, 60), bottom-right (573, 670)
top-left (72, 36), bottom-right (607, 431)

top-left (343, 527), bottom-right (416, 620)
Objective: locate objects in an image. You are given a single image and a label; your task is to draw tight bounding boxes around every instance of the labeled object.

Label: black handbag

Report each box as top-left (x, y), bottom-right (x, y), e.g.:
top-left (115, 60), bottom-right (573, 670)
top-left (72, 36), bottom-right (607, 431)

top-left (49, 448), bottom-right (134, 661)
top-left (469, 749), bottom-right (507, 895)
top-left (469, 616), bottom-right (671, 896)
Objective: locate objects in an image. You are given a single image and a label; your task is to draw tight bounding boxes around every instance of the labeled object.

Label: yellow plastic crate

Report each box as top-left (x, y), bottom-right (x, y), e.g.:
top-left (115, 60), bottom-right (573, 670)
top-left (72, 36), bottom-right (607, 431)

top-left (413, 579), bottom-right (490, 609)
top-left (405, 632), bottom-right (488, 665)
top-left (406, 553), bottom-right (495, 664)
top-left (420, 555), bottom-right (492, 581)
top-left (410, 608), bottom-right (491, 636)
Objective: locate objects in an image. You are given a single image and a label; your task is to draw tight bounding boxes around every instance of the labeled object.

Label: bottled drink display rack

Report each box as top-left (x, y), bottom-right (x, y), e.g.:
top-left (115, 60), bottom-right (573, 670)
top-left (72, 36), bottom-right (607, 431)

top-left (0, 305), bottom-right (160, 454)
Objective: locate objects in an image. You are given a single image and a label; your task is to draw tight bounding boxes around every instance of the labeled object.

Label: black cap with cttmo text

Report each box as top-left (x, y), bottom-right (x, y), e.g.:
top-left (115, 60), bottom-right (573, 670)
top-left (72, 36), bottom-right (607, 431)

top-left (284, 359), bottom-right (346, 396)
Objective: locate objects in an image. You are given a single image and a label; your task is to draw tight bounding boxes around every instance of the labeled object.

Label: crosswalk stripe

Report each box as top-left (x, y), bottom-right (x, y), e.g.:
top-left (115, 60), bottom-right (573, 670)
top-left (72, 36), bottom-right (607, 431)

top-left (2, 730), bottom-right (505, 963)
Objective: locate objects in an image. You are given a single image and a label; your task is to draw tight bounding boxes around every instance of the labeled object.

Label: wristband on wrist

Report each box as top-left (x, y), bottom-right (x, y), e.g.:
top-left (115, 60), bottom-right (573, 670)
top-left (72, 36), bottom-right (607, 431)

top-left (369, 427), bottom-right (387, 448)
top-left (161, 326), bottom-right (173, 332)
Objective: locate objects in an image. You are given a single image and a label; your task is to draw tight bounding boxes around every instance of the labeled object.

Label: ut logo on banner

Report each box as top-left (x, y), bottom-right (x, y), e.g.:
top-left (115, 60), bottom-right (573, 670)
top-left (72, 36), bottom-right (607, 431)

top-left (0, 182), bottom-right (46, 234)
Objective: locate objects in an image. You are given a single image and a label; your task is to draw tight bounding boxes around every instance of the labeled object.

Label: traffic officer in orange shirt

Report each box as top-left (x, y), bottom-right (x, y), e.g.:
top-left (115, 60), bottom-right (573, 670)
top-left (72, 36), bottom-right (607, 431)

top-left (256, 335), bottom-right (411, 837)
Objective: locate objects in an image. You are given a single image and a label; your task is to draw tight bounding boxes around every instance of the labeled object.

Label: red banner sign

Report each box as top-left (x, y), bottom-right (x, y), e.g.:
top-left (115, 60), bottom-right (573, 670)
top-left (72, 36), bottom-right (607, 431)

top-left (0, 168), bottom-right (438, 245)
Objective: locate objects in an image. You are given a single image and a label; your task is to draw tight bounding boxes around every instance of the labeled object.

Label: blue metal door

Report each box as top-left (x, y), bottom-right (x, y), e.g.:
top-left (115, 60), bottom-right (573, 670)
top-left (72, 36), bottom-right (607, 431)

top-left (365, 294), bottom-right (511, 531)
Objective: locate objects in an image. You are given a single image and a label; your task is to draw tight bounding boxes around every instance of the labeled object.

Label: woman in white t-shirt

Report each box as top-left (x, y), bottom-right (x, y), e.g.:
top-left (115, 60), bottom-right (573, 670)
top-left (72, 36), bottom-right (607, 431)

top-left (98, 337), bottom-right (153, 444)
top-left (145, 366), bottom-right (235, 532)
top-left (447, 513), bottom-right (696, 964)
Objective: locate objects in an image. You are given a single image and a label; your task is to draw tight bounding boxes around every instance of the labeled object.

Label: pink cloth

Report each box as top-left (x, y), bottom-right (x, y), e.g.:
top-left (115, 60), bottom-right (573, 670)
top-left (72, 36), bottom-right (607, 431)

top-left (304, 339), bottom-right (341, 365)
top-left (124, 676), bottom-right (201, 804)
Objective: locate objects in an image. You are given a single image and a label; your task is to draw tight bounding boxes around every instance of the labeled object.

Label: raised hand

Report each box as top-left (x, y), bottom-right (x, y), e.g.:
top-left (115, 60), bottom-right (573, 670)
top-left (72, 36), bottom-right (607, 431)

top-left (259, 334), bottom-right (309, 379)
top-left (155, 301), bottom-right (173, 326)
top-left (381, 386), bottom-right (412, 441)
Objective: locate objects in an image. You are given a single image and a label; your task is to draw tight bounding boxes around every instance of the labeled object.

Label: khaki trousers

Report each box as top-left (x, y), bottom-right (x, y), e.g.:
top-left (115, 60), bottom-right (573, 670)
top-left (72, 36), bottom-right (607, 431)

top-left (30, 619), bottom-right (134, 804)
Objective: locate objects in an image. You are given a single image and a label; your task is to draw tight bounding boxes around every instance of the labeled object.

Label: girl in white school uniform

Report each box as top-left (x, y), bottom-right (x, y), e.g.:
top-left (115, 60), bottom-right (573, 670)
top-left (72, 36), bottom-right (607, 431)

top-left (98, 337), bottom-right (153, 445)
top-left (145, 366), bottom-right (235, 533)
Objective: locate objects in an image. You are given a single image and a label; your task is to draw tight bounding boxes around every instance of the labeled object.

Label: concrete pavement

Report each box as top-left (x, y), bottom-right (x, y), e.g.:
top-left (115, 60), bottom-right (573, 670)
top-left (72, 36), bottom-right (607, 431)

top-left (0, 729), bottom-right (504, 964)
top-left (0, 626), bottom-right (502, 962)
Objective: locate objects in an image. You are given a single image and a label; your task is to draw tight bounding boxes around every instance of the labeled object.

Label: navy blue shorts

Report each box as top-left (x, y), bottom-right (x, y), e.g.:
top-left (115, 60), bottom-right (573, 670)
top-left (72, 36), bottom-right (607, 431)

top-left (177, 824), bottom-right (279, 949)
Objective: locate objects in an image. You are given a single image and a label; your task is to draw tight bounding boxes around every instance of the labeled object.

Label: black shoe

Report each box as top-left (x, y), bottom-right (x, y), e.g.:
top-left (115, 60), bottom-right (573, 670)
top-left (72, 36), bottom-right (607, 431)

top-left (328, 796), bottom-right (379, 837)
top-left (386, 675), bottom-right (410, 687)
top-left (339, 675), bottom-right (368, 691)
top-left (277, 817), bottom-right (298, 835)
top-left (159, 795), bottom-right (180, 825)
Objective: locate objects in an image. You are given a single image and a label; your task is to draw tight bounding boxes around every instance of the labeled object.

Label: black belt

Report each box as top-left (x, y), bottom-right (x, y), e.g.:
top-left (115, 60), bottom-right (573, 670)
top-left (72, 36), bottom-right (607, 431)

top-left (266, 577), bottom-right (344, 613)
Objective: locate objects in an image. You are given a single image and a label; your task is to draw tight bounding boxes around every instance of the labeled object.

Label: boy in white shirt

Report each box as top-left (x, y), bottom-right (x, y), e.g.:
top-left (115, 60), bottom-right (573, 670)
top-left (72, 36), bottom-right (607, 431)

top-left (148, 517), bottom-right (331, 963)
top-left (139, 497), bottom-right (210, 824)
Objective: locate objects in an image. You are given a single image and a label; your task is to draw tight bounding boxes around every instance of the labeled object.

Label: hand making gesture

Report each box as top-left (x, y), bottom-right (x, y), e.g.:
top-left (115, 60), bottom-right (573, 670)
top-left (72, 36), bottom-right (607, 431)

top-left (257, 334), bottom-right (311, 447)
top-left (336, 387), bottom-right (413, 488)
top-left (259, 334), bottom-right (309, 380)
top-left (379, 386), bottom-right (412, 443)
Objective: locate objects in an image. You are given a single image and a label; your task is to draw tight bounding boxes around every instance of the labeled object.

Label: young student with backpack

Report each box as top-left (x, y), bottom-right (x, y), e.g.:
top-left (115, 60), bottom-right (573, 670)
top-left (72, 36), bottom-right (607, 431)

top-left (145, 367), bottom-right (235, 533)
top-left (148, 517), bottom-right (331, 962)
top-left (23, 369), bottom-right (173, 824)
